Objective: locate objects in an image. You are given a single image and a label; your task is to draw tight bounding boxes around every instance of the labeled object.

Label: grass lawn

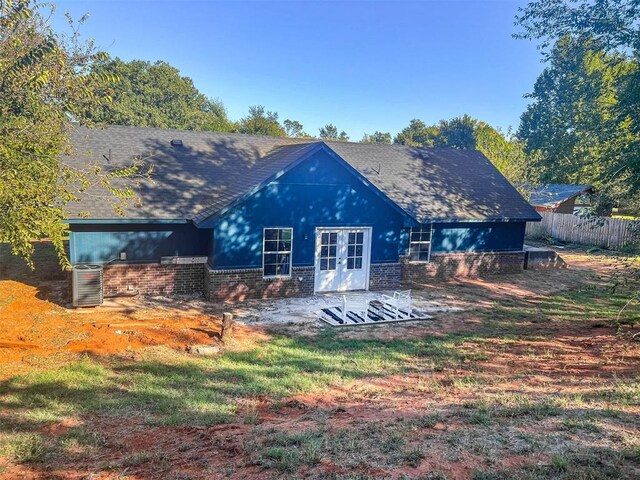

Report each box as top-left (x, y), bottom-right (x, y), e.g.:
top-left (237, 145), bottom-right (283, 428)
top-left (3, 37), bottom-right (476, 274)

top-left (0, 245), bottom-right (638, 479)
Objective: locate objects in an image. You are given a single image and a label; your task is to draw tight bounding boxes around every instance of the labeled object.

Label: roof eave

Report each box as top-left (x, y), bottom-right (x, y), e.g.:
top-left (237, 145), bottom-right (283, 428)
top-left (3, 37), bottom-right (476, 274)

top-left (424, 215), bottom-right (542, 223)
top-left (65, 218), bottom-right (190, 224)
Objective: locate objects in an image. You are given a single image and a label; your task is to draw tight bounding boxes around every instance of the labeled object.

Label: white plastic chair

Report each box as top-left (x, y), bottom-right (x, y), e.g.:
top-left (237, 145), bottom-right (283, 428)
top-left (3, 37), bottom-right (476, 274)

top-left (381, 290), bottom-right (412, 319)
top-left (342, 295), bottom-right (370, 323)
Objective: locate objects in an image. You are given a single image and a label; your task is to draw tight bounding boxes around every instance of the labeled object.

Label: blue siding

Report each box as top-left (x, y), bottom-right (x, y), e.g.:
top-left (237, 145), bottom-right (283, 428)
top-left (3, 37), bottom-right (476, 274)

top-left (399, 222), bottom-right (525, 255)
top-left (204, 150), bottom-right (413, 269)
top-left (70, 223), bottom-right (210, 264)
top-left (67, 152), bottom-right (526, 269)
top-left (431, 222), bottom-right (526, 253)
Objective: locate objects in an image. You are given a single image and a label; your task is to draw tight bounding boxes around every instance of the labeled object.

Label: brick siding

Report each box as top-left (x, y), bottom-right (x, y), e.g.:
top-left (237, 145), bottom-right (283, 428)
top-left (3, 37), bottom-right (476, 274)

top-left (524, 249), bottom-right (567, 270)
top-left (368, 262), bottom-right (401, 290)
top-left (83, 251), bottom-right (524, 302)
top-left (102, 263), bottom-right (205, 297)
top-left (400, 251), bottom-right (525, 286)
top-left (205, 265), bottom-right (315, 303)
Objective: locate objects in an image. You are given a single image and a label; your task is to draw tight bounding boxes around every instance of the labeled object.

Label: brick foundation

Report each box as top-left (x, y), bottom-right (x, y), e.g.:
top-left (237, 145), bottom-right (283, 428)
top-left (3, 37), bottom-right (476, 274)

top-left (205, 265), bottom-right (315, 303)
top-left (524, 248), bottom-right (567, 270)
top-left (400, 251), bottom-right (525, 286)
top-left (102, 263), bottom-right (205, 297)
top-left (93, 251), bottom-right (524, 302)
top-left (368, 263), bottom-right (401, 290)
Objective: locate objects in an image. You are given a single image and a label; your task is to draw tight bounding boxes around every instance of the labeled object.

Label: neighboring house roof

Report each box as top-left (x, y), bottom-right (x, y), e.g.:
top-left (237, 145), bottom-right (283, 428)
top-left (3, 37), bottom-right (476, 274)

top-left (64, 124), bottom-right (541, 224)
top-left (529, 184), bottom-right (593, 208)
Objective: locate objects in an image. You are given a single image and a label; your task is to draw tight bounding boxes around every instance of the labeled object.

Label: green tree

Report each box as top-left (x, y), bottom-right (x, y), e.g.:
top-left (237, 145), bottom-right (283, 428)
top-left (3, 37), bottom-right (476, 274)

top-left (0, 0), bottom-right (149, 267)
top-left (84, 58), bottom-right (232, 131)
top-left (434, 115), bottom-right (477, 149)
top-left (515, 0), bottom-right (640, 55)
top-left (283, 119), bottom-right (311, 138)
top-left (474, 123), bottom-right (529, 185)
top-left (319, 124), bottom-right (349, 141)
top-left (518, 35), bottom-right (639, 214)
top-left (393, 119), bottom-right (438, 146)
top-left (394, 116), bottom-right (525, 182)
top-left (515, 0), bottom-right (640, 214)
top-left (238, 105), bottom-right (286, 137)
top-left (361, 131), bottom-right (392, 144)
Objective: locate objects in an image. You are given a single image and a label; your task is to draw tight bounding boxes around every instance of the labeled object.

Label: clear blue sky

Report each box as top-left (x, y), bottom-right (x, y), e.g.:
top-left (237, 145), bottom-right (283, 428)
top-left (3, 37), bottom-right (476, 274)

top-left (53, 0), bottom-right (543, 139)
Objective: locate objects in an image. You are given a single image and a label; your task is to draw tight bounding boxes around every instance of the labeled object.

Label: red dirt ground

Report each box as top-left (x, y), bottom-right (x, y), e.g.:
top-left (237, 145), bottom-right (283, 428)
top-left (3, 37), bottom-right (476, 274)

top-left (0, 280), bottom-right (270, 379)
top-left (0, 244), bottom-right (639, 479)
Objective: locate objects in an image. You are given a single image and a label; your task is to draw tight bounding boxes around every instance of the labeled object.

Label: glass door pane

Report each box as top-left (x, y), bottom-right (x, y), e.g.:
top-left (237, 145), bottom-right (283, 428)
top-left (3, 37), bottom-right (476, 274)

top-left (346, 231), bottom-right (364, 270)
top-left (319, 231), bottom-right (338, 271)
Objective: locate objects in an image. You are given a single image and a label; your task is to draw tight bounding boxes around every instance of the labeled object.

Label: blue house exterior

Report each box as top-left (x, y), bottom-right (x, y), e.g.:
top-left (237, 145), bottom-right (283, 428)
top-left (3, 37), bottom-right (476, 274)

top-left (201, 149), bottom-right (413, 269)
top-left (70, 222), bottom-right (210, 265)
top-left (65, 125), bottom-right (540, 302)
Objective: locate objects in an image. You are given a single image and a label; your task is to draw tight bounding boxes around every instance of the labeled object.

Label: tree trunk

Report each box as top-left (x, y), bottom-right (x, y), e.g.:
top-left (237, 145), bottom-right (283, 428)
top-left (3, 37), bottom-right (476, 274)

top-left (221, 312), bottom-right (234, 342)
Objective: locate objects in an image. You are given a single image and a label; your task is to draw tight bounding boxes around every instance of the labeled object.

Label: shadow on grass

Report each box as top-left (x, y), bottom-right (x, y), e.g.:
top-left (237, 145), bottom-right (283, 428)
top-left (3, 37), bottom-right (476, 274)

top-left (0, 329), bottom-right (499, 433)
top-left (0, 252), bottom-right (638, 477)
top-left (0, 325), bottom-right (634, 425)
top-left (0, 322), bottom-right (637, 478)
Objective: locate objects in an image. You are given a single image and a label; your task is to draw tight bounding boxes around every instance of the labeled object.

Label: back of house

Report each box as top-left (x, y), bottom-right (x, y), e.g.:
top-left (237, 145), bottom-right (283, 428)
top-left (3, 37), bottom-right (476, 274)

top-left (65, 124), bottom-right (541, 302)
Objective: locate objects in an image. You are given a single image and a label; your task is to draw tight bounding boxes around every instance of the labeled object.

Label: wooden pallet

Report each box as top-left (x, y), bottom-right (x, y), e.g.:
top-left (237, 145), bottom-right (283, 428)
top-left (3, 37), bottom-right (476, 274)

top-left (318, 305), bottom-right (432, 327)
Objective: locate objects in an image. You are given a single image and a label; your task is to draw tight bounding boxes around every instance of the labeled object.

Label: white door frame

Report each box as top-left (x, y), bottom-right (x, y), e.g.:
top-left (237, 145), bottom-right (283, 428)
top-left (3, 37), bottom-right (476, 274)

top-left (313, 226), bottom-right (372, 293)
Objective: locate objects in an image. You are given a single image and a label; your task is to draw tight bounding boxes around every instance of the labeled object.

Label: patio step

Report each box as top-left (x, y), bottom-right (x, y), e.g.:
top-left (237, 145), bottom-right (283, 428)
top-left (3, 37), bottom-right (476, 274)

top-left (318, 305), bottom-right (431, 327)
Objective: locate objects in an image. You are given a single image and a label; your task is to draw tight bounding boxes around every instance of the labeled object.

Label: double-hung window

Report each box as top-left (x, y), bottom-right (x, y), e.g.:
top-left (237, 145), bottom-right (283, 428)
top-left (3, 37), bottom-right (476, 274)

top-left (263, 228), bottom-right (292, 278)
top-left (408, 224), bottom-right (432, 262)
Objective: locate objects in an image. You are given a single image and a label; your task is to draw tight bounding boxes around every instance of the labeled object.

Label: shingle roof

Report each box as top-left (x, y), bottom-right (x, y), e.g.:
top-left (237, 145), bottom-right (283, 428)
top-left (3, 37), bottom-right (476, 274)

top-left (325, 141), bottom-right (541, 222)
top-left (64, 124), bottom-right (541, 223)
top-left (190, 141), bottom-right (322, 223)
top-left (65, 125), bottom-right (310, 220)
top-left (529, 184), bottom-right (593, 208)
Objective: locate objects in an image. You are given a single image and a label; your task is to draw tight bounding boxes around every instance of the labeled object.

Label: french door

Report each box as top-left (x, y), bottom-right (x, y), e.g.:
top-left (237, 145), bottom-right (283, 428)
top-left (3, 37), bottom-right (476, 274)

top-left (314, 227), bottom-right (371, 292)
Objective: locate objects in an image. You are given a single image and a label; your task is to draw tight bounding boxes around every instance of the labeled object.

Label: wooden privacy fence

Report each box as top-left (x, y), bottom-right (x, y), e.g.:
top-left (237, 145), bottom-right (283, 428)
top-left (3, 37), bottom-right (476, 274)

top-left (526, 212), bottom-right (640, 250)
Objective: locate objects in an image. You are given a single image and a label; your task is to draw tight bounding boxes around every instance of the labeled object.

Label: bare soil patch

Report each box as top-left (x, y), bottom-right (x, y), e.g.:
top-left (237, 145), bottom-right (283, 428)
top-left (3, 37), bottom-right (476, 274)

top-left (0, 244), bottom-right (638, 479)
top-left (0, 279), bottom-right (269, 378)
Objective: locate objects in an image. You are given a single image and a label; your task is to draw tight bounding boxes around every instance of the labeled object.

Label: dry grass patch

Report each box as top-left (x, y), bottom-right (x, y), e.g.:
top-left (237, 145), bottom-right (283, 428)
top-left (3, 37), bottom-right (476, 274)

top-left (0, 246), bottom-right (638, 479)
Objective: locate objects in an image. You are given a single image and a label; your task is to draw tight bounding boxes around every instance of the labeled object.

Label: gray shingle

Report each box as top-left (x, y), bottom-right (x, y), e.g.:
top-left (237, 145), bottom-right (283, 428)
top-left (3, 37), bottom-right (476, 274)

top-left (65, 125), bottom-right (311, 220)
top-left (64, 124), bottom-right (540, 223)
top-left (529, 184), bottom-right (592, 208)
top-left (326, 141), bottom-right (540, 222)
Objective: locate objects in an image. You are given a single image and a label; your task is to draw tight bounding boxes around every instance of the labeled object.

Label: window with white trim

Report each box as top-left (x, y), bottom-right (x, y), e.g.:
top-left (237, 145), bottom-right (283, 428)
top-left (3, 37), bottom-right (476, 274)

top-left (408, 224), bottom-right (432, 262)
top-left (263, 228), bottom-right (292, 278)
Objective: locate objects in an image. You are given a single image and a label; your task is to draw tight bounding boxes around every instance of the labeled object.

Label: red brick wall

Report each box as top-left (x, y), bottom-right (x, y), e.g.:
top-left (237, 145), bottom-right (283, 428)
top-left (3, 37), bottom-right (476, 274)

top-left (524, 249), bottom-right (567, 270)
top-left (400, 251), bottom-right (525, 286)
top-left (94, 252), bottom-right (524, 301)
top-left (102, 263), bottom-right (204, 297)
top-left (205, 266), bottom-right (315, 303)
top-left (369, 263), bottom-right (401, 290)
